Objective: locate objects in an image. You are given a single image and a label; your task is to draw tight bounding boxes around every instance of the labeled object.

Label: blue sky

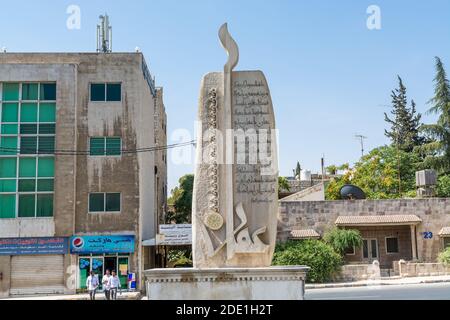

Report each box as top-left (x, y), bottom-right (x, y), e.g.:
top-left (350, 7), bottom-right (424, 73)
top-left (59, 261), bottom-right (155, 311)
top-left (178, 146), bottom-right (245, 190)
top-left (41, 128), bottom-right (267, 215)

top-left (1, 1), bottom-right (450, 190)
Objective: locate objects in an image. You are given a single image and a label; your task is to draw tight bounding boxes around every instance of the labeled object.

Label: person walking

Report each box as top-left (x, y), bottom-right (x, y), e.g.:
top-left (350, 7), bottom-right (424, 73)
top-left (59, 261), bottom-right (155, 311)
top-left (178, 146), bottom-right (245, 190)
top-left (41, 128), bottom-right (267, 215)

top-left (102, 269), bottom-right (111, 300)
top-left (86, 271), bottom-right (99, 300)
top-left (108, 270), bottom-right (122, 300)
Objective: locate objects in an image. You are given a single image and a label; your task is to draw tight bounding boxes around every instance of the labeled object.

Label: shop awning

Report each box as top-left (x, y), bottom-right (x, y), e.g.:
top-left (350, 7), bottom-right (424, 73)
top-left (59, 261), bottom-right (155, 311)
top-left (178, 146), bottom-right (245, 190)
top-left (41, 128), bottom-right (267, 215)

top-left (439, 227), bottom-right (450, 237)
top-left (142, 239), bottom-right (156, 247)
top-left (335, 215), bottom-right (422, 227)
top-left (289, 229), bottom-right (321, 240)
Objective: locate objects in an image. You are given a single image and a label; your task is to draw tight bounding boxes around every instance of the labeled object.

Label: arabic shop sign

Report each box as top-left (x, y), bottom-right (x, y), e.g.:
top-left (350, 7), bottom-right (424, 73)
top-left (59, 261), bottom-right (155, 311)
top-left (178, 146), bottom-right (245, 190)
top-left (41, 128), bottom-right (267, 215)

top-left (157, 224), bottom-right (192, 246)
top-left (70, 235), bottom-right (135, 254)
top-left (0, 237), bottom-right (69, 256)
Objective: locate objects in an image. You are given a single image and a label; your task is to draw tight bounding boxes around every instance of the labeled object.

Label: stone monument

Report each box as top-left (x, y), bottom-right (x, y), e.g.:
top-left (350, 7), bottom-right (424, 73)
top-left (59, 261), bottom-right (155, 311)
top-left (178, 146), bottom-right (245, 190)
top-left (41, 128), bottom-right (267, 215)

top-left (145, 23), bottom-right (309, 300)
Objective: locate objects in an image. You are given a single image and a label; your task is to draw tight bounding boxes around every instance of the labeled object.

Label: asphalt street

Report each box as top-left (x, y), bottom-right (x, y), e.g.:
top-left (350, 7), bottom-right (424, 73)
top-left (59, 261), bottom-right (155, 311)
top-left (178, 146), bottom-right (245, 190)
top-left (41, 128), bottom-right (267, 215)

top-left (305, 282), bottom-right (450, 300)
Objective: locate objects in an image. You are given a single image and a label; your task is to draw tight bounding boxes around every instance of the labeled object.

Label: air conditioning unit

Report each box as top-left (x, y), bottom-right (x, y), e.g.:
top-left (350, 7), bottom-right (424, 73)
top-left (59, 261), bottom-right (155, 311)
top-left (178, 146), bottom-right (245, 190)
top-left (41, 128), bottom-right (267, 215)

top-left (416, 170), bottom-right (437, 187)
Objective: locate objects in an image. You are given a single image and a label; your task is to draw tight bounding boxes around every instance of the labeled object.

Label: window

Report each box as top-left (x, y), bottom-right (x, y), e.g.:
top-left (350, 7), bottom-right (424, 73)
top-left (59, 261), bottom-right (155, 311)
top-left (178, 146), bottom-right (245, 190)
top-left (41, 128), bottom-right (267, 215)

top-left (2, 103), bottom-right (18, 122)
top-left (40, 83), bottom-right (56, 101)
top-left (106, 84), bottom-right (121, 101)
top-left (345, 246), bottom-right (356, 255)
top-left (89, 193), bottom-right (121, 213)
top-left (90, 84), bottom-right (105, 101)
top-left (2, 83), bottom-right (19, 101)
top-left (89, 137), bottom-right (121, 156)
top-left (0, 82), bottom-right (56, 219)
top-left (0, 194), bottom-right (16, 218)
top-left (90, 83), bottom-right (121, 102)
top-left (444, 238), bottom-right (450, 249)
top-left (386, 237), bottom-right (399, 254)
top-left (22, 83), bottom-right (39, 101)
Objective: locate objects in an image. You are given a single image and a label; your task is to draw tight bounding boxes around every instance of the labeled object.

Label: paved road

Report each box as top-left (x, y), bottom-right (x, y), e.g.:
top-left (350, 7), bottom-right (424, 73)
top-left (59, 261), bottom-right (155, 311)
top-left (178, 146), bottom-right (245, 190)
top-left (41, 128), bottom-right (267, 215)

top-left (306, 283), bottom-right (450, 300)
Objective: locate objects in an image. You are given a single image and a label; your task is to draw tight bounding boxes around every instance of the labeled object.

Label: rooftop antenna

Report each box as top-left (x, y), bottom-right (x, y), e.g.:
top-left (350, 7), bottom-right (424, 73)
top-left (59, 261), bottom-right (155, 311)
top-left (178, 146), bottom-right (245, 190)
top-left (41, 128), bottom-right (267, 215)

top-left (355, 134), bottom-right (367, 158)
top-left (97, 14), bottom-right (112, 53)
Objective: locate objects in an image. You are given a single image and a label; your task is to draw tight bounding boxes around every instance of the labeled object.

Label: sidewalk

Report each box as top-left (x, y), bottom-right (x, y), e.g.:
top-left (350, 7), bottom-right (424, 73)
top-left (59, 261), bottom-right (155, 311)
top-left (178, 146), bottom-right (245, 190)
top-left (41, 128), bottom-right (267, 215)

top-left (306, 275), bottom-right (450, 289)
top-left (3, 291), bottom-right (141, 300)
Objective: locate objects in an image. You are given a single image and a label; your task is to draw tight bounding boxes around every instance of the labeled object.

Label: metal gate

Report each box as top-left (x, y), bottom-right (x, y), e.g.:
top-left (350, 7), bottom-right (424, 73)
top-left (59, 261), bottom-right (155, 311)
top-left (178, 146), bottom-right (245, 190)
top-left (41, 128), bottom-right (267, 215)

top-left (10, 255), bottom-right (65, 295)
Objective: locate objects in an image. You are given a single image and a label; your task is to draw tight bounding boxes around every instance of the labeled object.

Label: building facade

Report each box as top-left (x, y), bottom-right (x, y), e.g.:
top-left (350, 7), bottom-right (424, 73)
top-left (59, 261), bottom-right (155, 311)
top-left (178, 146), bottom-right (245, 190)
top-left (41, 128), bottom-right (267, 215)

top-left (0, 53), bottom-right (166, 297)
top-left (278, 198), bottom-right (450, 269)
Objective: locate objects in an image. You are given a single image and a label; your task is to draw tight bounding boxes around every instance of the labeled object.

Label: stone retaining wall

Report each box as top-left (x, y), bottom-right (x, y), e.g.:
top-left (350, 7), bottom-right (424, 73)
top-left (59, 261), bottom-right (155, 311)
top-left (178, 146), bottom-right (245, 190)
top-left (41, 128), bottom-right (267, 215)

top-left (395, 261), bottom-right (450, 277)
top-left (333, 263), bottom-right (381, 282)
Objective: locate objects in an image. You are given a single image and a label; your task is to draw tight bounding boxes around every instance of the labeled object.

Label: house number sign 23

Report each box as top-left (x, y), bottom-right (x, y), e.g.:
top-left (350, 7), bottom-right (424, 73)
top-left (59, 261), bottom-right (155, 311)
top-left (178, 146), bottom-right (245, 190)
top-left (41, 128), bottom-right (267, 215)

top-left (422, 232), bottom-right (433, 240)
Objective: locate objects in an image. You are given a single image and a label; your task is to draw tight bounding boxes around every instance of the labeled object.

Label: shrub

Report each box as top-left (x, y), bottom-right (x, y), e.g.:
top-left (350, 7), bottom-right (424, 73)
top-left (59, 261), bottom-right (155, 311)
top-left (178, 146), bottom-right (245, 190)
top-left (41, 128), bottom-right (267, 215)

top-left (323, 228), bottom-right (363, 256)
top-left (167, 249), bottom-right (193, 268)
top-left (272, 240), bottom-right (343, 283)
top-left (437, 175), bottom-right (450, 198)
top-left (438, 248), bottom-right (450, 265)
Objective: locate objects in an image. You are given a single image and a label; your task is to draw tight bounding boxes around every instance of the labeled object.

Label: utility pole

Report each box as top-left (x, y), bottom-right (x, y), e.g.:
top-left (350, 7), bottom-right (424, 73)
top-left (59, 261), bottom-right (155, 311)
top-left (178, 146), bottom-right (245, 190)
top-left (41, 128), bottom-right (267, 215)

top-left (355, 134), bottom-right (368, 158)
top-left (321, 155), bottom-right (325, 185)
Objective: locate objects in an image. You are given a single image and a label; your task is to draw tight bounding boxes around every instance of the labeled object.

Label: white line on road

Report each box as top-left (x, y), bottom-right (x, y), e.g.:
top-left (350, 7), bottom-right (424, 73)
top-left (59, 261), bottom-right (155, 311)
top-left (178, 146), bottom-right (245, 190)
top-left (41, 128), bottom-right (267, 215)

top-left (309, 295), bottom-right (380, 300)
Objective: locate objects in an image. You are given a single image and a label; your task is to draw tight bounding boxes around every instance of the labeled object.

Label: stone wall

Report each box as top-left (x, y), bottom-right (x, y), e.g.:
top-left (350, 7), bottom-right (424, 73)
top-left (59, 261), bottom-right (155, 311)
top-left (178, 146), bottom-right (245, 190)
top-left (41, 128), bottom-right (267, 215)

top-left (278, 198), bottom-right (450, 263)
top-left (394, 261), bottom-right (450, 277)
top-left (333, 263), bottom-right (381, 282)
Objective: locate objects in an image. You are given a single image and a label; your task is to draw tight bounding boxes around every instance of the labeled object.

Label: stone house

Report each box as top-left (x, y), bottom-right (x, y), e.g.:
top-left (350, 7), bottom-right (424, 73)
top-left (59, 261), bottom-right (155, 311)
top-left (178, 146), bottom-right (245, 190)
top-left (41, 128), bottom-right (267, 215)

top-left (278, 198), bottom-right (450, 269)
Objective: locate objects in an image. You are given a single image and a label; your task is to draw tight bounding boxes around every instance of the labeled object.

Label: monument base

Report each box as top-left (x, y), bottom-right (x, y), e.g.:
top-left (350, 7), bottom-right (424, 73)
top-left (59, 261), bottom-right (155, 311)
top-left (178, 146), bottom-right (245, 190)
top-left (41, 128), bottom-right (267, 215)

top-left (144, 267), bottom-right (309, 300)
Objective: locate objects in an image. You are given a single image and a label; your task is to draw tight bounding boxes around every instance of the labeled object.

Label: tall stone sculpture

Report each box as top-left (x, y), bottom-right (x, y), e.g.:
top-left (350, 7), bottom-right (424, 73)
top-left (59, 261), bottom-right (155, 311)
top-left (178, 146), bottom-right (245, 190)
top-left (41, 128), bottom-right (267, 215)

top-left (192, 23), bottom-right (279, 268)
top-left (145, 24), bottom-right (308, 300)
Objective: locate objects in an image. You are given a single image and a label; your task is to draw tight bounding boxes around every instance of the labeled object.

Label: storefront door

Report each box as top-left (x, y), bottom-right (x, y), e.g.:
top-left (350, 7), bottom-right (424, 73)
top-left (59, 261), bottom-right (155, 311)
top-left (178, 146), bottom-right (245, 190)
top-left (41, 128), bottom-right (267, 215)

top-left (78, 256), bottom-right (129, 290)
top-left (104, 257), bottom-right (117, 274)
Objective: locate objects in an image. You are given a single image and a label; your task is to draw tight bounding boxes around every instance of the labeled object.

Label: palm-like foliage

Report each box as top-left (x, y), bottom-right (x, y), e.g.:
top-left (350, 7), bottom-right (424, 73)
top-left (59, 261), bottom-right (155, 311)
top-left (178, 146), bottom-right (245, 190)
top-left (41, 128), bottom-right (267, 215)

top-left (278, 176), bottom-right (290, 192)
top-left (323, 228), bottom-right (363, 256)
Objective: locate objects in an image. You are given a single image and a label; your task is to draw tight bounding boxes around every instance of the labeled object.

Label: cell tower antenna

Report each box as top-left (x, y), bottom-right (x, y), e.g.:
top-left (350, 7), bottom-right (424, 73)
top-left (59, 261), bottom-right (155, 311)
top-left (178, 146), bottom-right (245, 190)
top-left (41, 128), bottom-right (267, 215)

top-left (355, 134), bottom-right (368, 158)
top-left (97, 14), bottom-right (112, 53)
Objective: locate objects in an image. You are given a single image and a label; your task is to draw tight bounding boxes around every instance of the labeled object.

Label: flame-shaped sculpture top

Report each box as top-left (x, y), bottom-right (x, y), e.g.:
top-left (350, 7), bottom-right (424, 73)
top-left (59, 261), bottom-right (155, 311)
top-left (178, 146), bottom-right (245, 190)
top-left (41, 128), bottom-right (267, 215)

top-left (219, 23), bottom-right (239, 72)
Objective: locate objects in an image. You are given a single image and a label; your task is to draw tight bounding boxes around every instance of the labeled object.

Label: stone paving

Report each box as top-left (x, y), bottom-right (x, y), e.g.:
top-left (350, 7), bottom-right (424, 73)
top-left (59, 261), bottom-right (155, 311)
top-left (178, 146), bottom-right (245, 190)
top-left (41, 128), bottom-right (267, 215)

top-left (2, 291), bottom-right (141, 300)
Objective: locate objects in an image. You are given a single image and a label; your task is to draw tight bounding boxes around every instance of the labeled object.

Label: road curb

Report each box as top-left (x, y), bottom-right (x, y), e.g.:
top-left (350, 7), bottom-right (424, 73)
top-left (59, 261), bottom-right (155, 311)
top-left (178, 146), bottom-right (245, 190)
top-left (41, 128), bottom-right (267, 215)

top-left (306, 278), bottom-right (450, 290)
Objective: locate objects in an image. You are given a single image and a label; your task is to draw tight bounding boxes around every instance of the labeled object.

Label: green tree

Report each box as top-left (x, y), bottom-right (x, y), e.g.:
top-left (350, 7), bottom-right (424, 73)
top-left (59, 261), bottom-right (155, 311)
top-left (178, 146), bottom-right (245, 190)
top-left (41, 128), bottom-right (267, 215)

top-left (293, 162), bottom-right (302, 180)
top-left (417, 57), bottom-right (450, 174)
top-left (326, 165), bottom-right (338, 176)
top-left (278, 176), bottom-right (290, 192)
top-left (323, 228), bottom-right (363, 256)
top-left (326, 145), bottom-right (420, 200)
top-left (166, 174), bottom-right (194, 224)
top-left (384, 76), bottom-right (423, 152)
top-left (437, 175), bottom-right (450, 198)
top-left (272, 240), bottom-right (342, 283)
top-left (438, 248), bottom-right (450, 265)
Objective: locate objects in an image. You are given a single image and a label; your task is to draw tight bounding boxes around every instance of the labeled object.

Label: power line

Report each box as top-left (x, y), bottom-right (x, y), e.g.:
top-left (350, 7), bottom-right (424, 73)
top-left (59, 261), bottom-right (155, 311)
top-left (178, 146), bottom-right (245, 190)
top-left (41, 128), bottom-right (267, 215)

top-left (0, 140), bottom-right (196, 156)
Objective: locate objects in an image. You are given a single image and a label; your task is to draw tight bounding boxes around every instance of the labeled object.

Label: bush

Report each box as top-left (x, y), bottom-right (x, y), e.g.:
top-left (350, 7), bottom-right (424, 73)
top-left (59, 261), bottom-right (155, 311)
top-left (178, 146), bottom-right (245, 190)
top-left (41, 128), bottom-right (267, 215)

top-left (323, 228), bottom-right (363, 256)
top-left (437, 175), bottom-right (450, 198)
top-left (438, 248), bottom-right (450, 265)
top-left (272, 240), bottom-right (343, 283)
top-left (167, 249), bottom-right (193, 268)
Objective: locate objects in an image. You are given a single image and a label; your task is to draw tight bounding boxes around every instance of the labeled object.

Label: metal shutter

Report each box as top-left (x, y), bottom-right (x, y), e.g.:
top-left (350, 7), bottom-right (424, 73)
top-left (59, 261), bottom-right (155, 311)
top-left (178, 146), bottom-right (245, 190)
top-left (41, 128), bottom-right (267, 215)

top-left (10, 255), bottom-right (65, 296)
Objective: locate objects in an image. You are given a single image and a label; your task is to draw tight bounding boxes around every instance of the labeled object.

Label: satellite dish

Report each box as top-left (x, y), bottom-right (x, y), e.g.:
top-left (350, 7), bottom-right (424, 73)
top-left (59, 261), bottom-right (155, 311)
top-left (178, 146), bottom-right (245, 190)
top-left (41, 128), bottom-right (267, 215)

top-left (340, 184), bottom-right (366, 200)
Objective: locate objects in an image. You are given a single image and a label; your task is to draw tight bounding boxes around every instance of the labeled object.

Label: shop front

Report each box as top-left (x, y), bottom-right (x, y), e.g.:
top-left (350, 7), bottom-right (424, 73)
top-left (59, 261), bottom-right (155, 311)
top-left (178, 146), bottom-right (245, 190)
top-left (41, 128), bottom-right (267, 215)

top-left (0, 237), bottom-right (69, 296)
top-left (70, 235), bottom-right (135, 291)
